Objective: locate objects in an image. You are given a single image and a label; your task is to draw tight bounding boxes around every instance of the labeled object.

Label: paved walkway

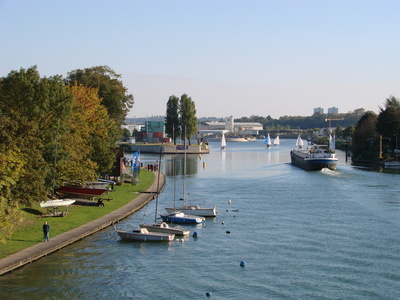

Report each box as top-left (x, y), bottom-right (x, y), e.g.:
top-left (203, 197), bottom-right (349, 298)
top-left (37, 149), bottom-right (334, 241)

top-left (0, 172), bottom-right (165, 276)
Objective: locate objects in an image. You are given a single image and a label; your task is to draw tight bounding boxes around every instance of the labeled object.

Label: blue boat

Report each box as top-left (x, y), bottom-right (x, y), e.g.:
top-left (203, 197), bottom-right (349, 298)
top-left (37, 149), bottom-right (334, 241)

top-left (160, 211), bottom-right (204, 224)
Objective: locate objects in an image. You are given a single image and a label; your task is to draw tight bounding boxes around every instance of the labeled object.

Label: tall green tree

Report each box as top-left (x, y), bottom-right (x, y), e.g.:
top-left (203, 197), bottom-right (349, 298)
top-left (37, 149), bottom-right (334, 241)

top-left (165, 95), bottom-right (180, 144)
top-left (377, 96), bottom-right (400, 151)
top-left (352, 111), bottom-right (379, 161)
top-left (179, 94), bottom-right (197, 145)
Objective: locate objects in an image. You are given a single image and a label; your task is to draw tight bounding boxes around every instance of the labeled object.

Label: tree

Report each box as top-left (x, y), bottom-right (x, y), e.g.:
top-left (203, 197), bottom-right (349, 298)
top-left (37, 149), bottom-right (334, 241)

top-left (179, 94), bottom-right (197, 145)
top-left (165, 95), bottom-right (180, 144)
top-left (66, 66), bottom-right (134, 126)
top-left (0, 66), bottom-right (73, 206)
top-left (377, 96), bottom-right (400, 152)
top-left (352, 111), bottom-right (379, 161)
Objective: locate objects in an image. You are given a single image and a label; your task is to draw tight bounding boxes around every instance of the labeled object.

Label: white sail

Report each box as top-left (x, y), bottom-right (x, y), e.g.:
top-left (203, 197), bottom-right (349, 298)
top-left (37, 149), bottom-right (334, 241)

top-left (273, 135), bottom-right (280, 146)
top-left (296, 134), bottom-right (304, 148)
top-left (221, 134), bottom-right (226, 150)
top-left (265, 133), bottom-right (272, 147)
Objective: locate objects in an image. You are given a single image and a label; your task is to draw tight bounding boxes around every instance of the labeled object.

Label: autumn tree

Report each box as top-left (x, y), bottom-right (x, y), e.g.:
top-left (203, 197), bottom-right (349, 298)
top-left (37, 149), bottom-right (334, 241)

top-left (65, 66), bottom-right (133, 126)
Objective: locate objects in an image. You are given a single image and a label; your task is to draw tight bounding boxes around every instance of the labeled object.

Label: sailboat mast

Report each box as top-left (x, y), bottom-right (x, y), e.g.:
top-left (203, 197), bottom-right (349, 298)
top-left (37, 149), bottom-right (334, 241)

top-left (154, 148), bottom-right (162, 222)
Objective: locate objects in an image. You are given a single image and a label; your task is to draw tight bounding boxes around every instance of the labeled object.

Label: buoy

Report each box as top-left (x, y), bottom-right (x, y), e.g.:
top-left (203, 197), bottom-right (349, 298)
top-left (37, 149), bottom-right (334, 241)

top-left (206, 291), bottom-right (212, 297)
top-left (240, 261), bottom-right (246, 267)
top-left (226, 210), bottom-right (228, 212)
top-left (228, 199), bottom-right (232, 204)
top-left (203, 161), bottom-right (206, 168)
top-left (221, 221), bottom-right (224, 225)
top-left (192, 231), bottom-right (198, 238)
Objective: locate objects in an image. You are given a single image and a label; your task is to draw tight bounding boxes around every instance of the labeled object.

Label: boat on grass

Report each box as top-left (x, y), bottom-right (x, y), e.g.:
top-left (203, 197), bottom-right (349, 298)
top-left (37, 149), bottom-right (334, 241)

top-left (40, 199), bottom-right (76, 208)
top-left (290, 135), bottom-right (337, 171)
top-left (115, 227), bottom-right (175, 242)
top-left (160, 211), bottom-right (204, 224)
top-left (140, 222), bottom-right (190, 236)
top-left (56, 185), bottom-right (109, 198)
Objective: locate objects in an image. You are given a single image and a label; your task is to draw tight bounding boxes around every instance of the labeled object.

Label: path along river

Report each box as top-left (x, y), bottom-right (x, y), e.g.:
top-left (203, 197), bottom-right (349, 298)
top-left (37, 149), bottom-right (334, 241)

top-left (1, 139), bottom-right (400, 299)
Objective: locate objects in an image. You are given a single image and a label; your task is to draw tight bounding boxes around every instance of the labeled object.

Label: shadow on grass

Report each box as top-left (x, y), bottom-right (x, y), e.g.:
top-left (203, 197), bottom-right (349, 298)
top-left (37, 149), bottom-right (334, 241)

top-left (21, 208), bottom-right (43, 216)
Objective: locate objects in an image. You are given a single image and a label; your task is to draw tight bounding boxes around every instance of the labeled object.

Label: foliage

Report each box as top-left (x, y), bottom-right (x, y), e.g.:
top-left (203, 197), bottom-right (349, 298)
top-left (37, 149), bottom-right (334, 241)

top-left (165, 95), bottom-right (180, 144)
top-left (376, 96), bottom-right (400, 151)
top-left (165, 94), bottom-right (197, 144)
top-left (351, 111), bottom-right (379, 160)
top-left (179, 94), bottom-right (197, 144)
top-left (65, 66), bottom-right (134, 126)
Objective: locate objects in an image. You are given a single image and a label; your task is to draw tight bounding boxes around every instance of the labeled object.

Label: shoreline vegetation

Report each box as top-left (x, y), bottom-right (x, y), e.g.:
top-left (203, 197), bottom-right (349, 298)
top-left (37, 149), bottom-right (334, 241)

top-left (0, 170), bottom-right (155, 259)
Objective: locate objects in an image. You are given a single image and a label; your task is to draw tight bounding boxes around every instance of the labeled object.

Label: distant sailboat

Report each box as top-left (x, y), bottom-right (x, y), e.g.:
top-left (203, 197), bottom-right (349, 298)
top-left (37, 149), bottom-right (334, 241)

top-left (221, 133), bottom-right (226, 150)
top-left (296, 134), bottom-right (304, 149)
top-left (273, 135), bottom-right (280, 146)
top-left (265, 134), bottom-right (272, 148)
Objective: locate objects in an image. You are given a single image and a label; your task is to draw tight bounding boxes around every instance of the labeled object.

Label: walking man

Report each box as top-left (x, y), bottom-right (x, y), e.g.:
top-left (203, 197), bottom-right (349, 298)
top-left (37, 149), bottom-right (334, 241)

top-left (43, 221), bottom-right (50, 242)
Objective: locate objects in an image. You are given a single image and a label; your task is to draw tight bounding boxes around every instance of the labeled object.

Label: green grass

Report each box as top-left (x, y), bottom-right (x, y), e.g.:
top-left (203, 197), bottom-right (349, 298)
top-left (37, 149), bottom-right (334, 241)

top-left (0, 170), bottom-right (155, 259)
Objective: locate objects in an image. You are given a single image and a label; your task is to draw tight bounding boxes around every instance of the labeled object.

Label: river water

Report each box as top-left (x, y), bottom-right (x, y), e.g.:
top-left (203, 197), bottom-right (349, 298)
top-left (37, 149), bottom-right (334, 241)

top-left (1, 139), bottom-right (400, 299)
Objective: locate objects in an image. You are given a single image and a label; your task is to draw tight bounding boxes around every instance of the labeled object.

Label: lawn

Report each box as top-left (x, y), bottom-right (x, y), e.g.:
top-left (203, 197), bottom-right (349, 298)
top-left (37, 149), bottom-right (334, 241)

top-left (0, 170), bottom-right (155, 259)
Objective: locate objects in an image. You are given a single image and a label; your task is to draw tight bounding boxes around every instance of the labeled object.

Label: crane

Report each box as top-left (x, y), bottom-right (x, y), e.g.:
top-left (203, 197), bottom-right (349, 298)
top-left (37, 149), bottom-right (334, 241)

top-left (325, 118), bottom-right (344, 133)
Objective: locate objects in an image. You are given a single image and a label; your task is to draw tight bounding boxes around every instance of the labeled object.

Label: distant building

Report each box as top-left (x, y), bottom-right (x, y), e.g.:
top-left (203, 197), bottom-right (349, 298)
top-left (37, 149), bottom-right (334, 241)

top-left (200, 116), bottom-right (262, 136)
top-left (328, 107), bottom-right (339, 114)
top-left (313, 107), bottom-right (324, 114)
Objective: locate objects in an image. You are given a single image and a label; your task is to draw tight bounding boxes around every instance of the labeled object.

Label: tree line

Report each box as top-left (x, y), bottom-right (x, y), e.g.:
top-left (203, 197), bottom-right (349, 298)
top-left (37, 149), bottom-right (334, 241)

top-left (0, 65), bottom-right (133, 239)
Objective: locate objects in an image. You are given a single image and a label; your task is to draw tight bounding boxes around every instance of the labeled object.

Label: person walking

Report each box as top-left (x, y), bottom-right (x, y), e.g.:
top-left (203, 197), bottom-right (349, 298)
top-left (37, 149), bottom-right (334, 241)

top-left (43, 221), bottom-right (50, 242)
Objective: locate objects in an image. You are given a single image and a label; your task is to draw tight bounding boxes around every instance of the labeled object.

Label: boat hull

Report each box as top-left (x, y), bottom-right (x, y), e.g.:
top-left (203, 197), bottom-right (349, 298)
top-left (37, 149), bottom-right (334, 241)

top-left (40, 199), bottom-right (76, 208)
top-left (56, 186), bottom-right (109, 198)
top-left (115, 230), bottom-right (174, 241)
top-left (140, 223), bottom-right (190, 236)
top-left (160, 212), bottom-right (204, 224)
top-left (164, 206), bottom-right (216, 217)
top-left (291, 150), bottom-right (337, 171)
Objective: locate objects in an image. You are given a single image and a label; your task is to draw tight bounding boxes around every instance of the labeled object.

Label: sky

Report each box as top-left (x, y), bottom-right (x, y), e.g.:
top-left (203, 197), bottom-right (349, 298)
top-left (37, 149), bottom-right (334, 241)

top-left (1, 0), bottom-right (399, 119)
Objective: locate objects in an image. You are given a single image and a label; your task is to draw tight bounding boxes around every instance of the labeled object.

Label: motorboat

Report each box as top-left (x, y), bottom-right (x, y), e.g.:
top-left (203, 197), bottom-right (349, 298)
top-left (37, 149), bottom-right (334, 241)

top-left (140, 222), bottom-right (190, 236)
top-left (115, 227), bottom-right (175, 242)
top-left (164, 205), bottom-right (216, 217)
top-left (160, 211), bottom-right (204, 224)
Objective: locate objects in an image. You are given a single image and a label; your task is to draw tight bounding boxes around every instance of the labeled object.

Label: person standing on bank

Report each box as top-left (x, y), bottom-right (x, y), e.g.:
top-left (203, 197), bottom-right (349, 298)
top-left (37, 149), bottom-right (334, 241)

top-left (43, 221), bottom-right (50, 242)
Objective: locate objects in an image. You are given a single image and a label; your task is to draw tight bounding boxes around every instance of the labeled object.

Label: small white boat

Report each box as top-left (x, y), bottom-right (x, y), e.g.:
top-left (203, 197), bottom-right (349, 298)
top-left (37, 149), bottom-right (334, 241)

top-left (140, 222), bottom-right (190, 236)
top-left (221, 134), bottom-right (226, 150)
top-left (40, 199), bottom-right (76, 208)
top-left (115, 227), bottom-right (175, 242)
top-left (160, 211), bottom-right (204, 224)
top-left (265, 134), bottom-right (272, 148)
top-left (164, 205), bottom-right (217, 217)
top-left (273, 135), bottom-right (280, 146)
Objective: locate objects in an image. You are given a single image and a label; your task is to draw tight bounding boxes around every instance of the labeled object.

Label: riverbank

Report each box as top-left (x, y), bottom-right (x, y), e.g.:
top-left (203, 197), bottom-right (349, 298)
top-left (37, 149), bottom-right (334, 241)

top-left (0, 171), bottom-right (165, 276)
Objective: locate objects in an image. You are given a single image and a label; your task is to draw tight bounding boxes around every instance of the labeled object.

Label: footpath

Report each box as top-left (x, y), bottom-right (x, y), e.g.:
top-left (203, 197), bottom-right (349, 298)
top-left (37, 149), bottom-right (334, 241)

top-left (0, 172), bottom-right (165, 276)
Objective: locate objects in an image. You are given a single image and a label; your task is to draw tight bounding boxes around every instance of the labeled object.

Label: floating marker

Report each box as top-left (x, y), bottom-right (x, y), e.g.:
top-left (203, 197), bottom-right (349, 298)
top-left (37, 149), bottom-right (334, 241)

top-left (192, 231), bottom-right (198, 238)
top-left (221, 221), bottom-right (224, 225)
top-left (206, 291), bottom-right (212, 297)
top-left (240, 261), bottom-right (246, 267)
top-left (228, 199), bottom-right (232, 204)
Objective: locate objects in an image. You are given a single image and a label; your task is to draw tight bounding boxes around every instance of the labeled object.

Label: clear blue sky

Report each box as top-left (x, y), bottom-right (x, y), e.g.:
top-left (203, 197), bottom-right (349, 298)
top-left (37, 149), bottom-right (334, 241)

top-left (1, 0), bottom-right (399, 119)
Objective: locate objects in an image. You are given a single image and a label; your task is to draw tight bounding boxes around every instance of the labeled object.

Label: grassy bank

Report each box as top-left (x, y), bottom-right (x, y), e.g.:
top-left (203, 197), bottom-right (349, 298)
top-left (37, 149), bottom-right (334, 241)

top-left (0, 170), bottom-right (155, 259)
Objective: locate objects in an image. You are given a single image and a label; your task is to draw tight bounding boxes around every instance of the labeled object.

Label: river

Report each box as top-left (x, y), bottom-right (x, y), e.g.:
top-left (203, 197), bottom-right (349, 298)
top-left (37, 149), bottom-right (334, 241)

top-left (1, 139), bottom-right (400, 299)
